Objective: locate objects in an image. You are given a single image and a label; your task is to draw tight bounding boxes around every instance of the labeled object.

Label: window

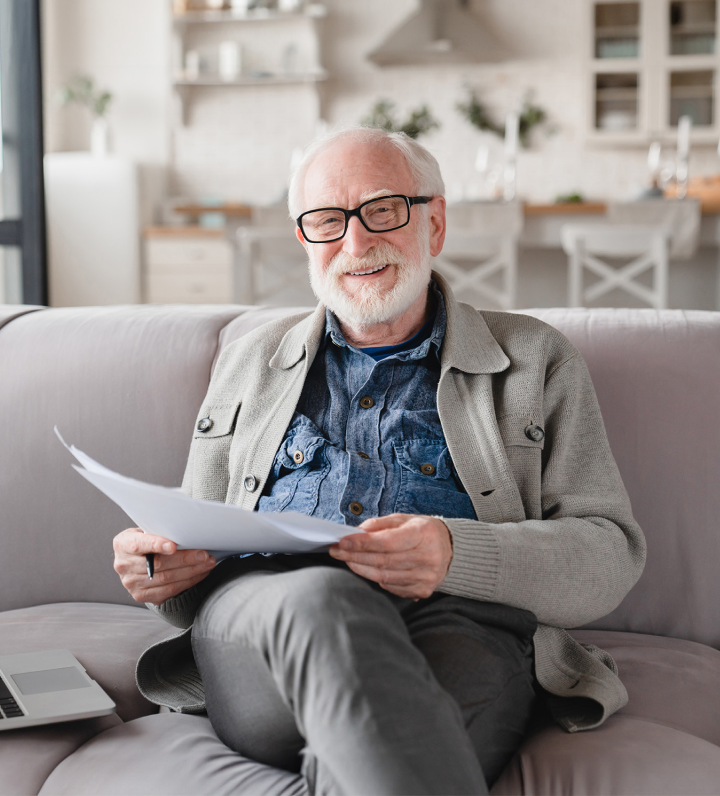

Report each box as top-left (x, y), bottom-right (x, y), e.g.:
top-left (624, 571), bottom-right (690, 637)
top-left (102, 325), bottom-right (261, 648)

top-left (0, 0), bottom-right (46, 305)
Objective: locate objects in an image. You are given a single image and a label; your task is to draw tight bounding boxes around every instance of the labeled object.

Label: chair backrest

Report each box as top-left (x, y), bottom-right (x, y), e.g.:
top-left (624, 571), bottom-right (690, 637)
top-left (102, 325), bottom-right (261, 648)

top-left (560, 223), bottom-right (670, 257)
top-left (607, 199), bottom-right (701, 259)
top-left (445, 200), bottom-right (523, 239)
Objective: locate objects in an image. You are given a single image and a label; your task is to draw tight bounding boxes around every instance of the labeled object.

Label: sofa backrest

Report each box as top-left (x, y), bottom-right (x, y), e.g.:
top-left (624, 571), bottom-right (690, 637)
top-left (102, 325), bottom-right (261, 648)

top-left (523, 308), bottom-right (720, 650)
top-left (1, 303), bottom-right (718, 650)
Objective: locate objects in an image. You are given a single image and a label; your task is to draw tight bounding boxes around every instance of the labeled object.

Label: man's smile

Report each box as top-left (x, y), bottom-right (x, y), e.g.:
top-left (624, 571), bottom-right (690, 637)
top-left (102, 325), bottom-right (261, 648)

top-left (346, 263), bottom-right (391, 277)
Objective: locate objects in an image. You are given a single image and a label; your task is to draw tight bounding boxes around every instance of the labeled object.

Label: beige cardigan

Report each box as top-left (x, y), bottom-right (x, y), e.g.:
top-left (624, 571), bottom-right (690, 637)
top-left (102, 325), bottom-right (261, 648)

top-left (139, 273), bottom-right (646, 733)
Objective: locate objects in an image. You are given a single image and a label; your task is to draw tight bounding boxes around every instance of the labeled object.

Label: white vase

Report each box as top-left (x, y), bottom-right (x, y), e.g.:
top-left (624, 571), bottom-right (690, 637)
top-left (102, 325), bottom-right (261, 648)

top-left (91, 117), bottom-right (111, 157)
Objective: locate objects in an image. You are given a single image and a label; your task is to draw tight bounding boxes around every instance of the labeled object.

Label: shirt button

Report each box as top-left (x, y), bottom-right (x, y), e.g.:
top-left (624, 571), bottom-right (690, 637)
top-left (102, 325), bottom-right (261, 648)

top-left (357, 452), bottom-right (370, 459)
top-left (359, 396), bottom-right (375, 409)
top-left (196, 417), bottom-right (213, 432)
top-left (420, 463), bottom-right (436, 475)
top-left (244, 475), bottom-right (257, 492)
top-left (349, 502), bottom-right (364, 515)
top-left (525, 424), bottom-right (545, 442)
top-left (293, 450), bottom-right (304, 464)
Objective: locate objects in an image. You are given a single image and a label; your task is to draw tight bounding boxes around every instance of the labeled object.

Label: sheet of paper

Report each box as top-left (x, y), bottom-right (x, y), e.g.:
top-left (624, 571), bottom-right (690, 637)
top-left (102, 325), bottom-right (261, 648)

top-left (55, 428), bottom-right (354, 555)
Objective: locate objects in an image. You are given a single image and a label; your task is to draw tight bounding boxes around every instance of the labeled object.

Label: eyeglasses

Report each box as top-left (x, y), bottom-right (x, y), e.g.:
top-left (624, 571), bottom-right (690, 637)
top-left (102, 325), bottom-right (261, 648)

top-left (296, 195), bottom-right (432, 243)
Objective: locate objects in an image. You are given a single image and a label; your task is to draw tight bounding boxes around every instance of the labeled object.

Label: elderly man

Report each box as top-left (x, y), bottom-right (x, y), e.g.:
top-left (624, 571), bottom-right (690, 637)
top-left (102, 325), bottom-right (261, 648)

top-left (113, 128), bottom-right (645, 795)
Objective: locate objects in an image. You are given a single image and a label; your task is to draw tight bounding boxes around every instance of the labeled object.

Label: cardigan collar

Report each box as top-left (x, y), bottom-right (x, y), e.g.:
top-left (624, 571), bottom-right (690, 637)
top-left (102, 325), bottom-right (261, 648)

top-left (269, 270), bottom-right (510, 375)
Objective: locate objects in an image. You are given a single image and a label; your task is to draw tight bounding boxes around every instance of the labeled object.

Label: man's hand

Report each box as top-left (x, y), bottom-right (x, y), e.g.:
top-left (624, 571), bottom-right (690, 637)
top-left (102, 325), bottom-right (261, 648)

top-left (328, 514), bottom-right (453, 600)
top-left (113, 527), bottom-right (216, 606)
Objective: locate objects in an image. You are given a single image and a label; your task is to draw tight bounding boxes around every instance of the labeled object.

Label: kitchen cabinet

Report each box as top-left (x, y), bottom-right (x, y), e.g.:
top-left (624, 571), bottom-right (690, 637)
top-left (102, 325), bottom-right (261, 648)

top-left (587, 0), bottom-right (720, 145)
top-left (144, 228), bottom-right (233, 304)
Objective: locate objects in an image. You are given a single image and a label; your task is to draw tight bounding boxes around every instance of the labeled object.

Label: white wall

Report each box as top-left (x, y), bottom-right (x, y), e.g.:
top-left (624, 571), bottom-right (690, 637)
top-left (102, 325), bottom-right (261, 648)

top-left (42, 0), bottom-right (170, 224)
top-left (40, 0), bottom-right (720, 310)
top-left (42, 0), bottom-right (720, 209)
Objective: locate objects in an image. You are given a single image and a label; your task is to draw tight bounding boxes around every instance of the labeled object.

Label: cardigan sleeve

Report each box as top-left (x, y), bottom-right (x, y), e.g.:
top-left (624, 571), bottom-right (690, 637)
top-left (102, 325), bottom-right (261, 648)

top-left (440, 353), bottom-right (646, 628)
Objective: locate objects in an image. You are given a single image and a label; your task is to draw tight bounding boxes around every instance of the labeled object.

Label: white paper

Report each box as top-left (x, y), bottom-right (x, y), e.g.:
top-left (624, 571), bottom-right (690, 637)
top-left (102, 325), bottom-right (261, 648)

top-left (55, 428), bottom-right (355, 555)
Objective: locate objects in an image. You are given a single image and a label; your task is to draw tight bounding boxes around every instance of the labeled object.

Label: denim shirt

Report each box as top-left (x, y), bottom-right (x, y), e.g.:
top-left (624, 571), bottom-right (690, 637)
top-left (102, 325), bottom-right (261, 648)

top-left (258, 286), bottom-right (477, 526)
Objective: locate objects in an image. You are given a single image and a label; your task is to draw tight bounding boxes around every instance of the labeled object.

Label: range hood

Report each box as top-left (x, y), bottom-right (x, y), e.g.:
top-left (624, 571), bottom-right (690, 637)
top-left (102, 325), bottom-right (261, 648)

top-left (367, 0), bottom-right (507, 67)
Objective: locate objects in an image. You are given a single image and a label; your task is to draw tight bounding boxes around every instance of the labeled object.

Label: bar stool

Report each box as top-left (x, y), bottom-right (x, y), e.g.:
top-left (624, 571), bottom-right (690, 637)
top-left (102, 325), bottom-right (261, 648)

top-left (433, 201), bottom-right (523, 310)
top-left (606, 199), bottom-right (701, 260)
top-left (234, 203), bottom-right (310, 305)
top-left (560, 223), bottom-right (671, 309)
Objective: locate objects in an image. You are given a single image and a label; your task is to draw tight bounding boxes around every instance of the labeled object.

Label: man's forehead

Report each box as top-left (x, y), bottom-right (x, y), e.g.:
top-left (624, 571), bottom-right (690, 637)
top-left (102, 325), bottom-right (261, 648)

top-left (302, 140), bottom-right (415, 209)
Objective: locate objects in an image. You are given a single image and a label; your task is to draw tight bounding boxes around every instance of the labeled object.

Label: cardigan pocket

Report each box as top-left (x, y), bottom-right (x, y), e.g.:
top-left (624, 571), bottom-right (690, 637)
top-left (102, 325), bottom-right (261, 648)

top-left (192, 403), bottom-right (241, 439)
top-left (497, 413), bottom-right (546, 450)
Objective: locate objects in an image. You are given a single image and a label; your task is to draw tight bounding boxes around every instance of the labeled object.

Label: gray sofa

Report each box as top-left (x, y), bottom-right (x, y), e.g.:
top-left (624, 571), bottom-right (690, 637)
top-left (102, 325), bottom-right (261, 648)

top-left (1, 302), bottom-right (719, 796)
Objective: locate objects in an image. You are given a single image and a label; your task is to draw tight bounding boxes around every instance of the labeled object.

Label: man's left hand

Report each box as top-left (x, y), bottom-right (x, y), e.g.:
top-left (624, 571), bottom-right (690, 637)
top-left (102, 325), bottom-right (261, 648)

top-left (328, 514), bottom-right (453, 600)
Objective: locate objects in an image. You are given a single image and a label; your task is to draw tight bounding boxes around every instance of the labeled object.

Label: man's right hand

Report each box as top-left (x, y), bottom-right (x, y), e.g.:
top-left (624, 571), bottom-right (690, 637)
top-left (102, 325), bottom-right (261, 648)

top-left (113, 527), bottom-right (216, 606)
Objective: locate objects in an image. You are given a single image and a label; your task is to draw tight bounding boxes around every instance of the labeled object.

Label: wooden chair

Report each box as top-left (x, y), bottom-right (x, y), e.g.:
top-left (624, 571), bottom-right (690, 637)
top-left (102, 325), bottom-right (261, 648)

top-left (561, 223), bottom-right (671, 309)
top-left (433, 201), bottom-right (523, 310)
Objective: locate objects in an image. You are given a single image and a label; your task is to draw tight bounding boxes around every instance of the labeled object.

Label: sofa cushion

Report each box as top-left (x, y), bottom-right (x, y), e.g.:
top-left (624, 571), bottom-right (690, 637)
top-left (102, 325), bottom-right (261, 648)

top-left (0, 602), bottom-right (177, 721)
top-left (0, 714), bottom-right (122, 796)
top-left (572, 629), bottom-right (720, 746)
top-left (491, 715), bottom-right (720, 796)
top-left (38, 713), bottom-right (308, 796)
top-left (492, 629), bottom-right (720, 795)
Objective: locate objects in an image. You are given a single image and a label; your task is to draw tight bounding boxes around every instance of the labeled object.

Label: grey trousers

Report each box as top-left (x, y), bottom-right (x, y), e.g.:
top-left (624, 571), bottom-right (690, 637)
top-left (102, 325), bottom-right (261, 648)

top-left (191, 554), bottom-right (537, 796)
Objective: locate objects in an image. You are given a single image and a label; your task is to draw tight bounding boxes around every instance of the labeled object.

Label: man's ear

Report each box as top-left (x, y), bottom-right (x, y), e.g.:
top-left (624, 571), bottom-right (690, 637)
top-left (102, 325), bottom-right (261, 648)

top-left (295, 225), bottom-right (310, 254)
top-left (427, 196), bottom-right (446, 258)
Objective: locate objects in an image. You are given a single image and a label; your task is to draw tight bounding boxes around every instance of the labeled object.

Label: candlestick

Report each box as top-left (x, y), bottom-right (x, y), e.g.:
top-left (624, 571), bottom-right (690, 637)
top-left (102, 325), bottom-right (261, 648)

top-left (503, 112), bottom-right (519, 202)
top-left (676, 115), bottom-right (692, 199)
top-left (677, 115), bottom-right (691, 159)
top-left (504, 112), bottom-right (519, 157)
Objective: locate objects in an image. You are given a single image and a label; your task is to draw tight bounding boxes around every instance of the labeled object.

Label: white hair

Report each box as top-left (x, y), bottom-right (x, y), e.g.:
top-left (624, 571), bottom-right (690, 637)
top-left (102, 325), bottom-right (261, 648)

top-left (287, 126), bottom-right (445, 219)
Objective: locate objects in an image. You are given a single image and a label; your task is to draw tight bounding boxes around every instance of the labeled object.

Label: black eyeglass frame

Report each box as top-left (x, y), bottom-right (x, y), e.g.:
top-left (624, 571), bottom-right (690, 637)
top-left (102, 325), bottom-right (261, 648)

top-left (296, 194), bottom-right (432, 243)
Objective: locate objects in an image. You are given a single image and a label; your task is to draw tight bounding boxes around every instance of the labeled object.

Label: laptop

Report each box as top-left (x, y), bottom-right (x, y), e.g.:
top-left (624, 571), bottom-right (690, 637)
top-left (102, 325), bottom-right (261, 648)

top-left (0, 649), bottom-right (116, 730)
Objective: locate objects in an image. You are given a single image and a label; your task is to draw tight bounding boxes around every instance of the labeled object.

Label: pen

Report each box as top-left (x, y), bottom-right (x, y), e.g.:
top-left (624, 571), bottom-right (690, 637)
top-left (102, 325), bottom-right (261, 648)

top-left (145, 553), bottom-right (154, 580)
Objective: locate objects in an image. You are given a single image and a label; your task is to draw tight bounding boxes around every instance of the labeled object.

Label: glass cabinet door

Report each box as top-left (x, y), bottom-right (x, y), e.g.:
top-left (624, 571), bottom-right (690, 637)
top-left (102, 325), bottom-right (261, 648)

top-left (669, 0), bottom-right (716, 55)
top-left (669, 69), bottom-right (715, 124)
top-left (595, 72), bottom-right (640, 130)
top-left (595, 2), bottom-right (641, 58)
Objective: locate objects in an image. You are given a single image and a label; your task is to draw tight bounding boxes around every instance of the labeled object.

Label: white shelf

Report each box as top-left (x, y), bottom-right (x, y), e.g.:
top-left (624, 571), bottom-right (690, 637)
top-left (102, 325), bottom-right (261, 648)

top-left (172, 7), bottom-right (326, 23)
top-left (170, 0), bottom-right (328, 126)
top-left (174, 71), bottom-right (327, 86)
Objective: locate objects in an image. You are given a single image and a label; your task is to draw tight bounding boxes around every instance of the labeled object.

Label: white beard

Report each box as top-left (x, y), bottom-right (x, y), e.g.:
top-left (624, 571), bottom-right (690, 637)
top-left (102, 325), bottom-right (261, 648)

top-left (308, 232), bottom-right (432, 329)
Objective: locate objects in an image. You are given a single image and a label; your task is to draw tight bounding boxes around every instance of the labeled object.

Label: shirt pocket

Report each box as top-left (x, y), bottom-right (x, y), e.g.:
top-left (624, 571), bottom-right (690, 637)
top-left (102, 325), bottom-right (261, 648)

top-left (393, 440), bottom-right (477, 520)
top-left (258, 416), bottom-right (331, 515)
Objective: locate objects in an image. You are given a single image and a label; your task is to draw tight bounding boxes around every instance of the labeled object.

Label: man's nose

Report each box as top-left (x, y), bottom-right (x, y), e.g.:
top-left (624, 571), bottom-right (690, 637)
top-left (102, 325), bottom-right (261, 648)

top-left (342, 215), bottom-right (378, 259)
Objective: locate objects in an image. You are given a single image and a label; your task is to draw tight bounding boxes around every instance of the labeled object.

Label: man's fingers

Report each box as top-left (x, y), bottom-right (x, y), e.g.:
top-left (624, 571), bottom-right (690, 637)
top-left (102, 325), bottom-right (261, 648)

top-left (116, 549), bottom-right (214, 577)
top-left (153, 549), bottom-right (214, 573)
top-left (138, 571), bottom-right (214, 606)
top-left (329, 548), bottom-right (422, 570)
top-left (114, 528), bottom-right (177, 557)
top-left (337, 525), bottom-right (418, 554)
top-left (343, 562), bottom-right (433, 597)
top-left (359, 514), bottom-right (409, 532)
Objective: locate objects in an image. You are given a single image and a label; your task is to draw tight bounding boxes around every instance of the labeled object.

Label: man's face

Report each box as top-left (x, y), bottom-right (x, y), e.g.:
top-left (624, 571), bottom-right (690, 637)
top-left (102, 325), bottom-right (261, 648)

top-left (296, 139), bottom-right (446, 327)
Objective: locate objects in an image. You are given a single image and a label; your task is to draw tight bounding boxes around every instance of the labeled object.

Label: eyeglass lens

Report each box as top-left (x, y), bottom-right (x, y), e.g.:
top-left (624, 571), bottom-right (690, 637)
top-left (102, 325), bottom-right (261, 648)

top-left (302, 196), bottom-right (409, 242)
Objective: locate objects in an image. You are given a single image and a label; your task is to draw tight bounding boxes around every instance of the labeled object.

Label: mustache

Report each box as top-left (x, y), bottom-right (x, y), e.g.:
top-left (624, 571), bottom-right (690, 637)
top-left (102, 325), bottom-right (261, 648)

top-left (325, 241), bottom-right (409, 277)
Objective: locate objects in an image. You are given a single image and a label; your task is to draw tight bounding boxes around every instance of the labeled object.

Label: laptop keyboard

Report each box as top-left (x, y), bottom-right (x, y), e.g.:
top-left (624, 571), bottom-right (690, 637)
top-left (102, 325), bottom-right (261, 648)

top-left (0, 677), bottom-right (23, 719)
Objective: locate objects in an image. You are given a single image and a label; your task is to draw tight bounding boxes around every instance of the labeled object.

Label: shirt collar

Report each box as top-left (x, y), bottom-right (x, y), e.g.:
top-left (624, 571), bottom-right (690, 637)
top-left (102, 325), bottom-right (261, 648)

top-left (269, 270), bottom-right (510, 375)
top-left (324, 281), bottom-right (447, 362)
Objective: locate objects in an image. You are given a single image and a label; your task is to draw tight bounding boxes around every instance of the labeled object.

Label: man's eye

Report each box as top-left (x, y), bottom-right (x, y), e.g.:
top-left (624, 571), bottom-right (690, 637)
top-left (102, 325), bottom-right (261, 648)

top-left (321, 214), bottom-right (343, 226)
